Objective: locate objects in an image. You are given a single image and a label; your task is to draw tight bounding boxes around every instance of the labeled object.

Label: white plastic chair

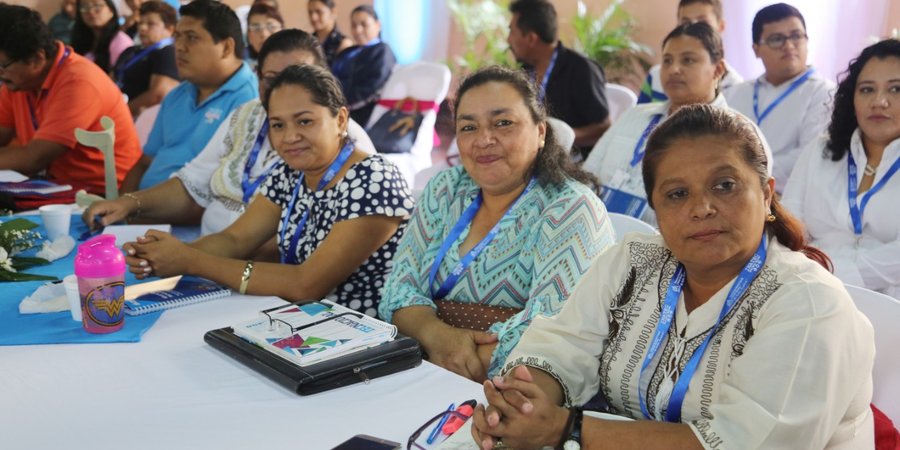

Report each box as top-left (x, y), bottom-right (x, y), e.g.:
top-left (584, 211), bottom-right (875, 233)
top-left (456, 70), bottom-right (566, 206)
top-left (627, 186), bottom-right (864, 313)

top-left (606, 83), bottom-right (637, 123)
top-left (135, 103), bottom-right (161, 148)
top-left (844, 284), bottom-right (900, 421)
top-left (548, 117), bottom-right (575, 153)
top-left (366, 62), bottom-right (451, 188)
top-left (607, 212), bottom-right (657, 241)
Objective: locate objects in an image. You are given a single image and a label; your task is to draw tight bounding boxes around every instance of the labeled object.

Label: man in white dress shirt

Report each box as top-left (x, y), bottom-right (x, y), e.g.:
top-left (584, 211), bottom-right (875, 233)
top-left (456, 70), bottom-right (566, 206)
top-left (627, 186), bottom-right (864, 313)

top-left (638, 0), bottom-right (743, 104)
top-left (724, 3), bottom-right (834, 192)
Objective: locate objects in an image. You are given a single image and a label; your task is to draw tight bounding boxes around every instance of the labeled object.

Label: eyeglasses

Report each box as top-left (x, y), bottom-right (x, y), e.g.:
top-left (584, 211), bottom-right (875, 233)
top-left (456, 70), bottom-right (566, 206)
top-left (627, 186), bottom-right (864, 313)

top-left (0, 59), bottom-right (18, 71)
top-left (759, 32), bottom-right (808, 49)
top-left (261, 305), bottom-right (362, 338)
top-left (249, 23), bottom-right (283, 34)
top-left (78, 3), bottom-right (107, 13)
top-left (407, 409), bottom-right (473, 449)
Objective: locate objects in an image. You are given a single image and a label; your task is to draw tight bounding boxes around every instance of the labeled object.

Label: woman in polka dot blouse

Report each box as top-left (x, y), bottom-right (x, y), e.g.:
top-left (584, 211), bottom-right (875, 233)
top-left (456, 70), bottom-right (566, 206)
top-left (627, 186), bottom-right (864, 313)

top-left (122, 64), bottom-right (413, 316)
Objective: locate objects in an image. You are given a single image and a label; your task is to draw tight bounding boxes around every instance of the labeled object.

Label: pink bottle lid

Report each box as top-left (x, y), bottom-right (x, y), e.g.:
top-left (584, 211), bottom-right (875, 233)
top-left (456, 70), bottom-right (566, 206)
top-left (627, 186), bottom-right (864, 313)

top-left (74, 234), bottom-right (126, 278)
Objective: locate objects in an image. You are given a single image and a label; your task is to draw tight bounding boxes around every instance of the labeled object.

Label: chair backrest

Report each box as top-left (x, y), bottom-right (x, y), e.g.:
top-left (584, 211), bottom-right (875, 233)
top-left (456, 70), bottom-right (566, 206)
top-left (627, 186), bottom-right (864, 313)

top-left (347, 118), bottom-right (375, 155)
top-left (607, 212), bottom-right (657, 241)
top-left (135, 104), bottom-right (161, 148)
top-left (547, 117), bottom-right (575, 153)
top-left (74, 116), bottom-right (117, 200)
top-left (606, 83), bottom-right (637, 123)
top-left (844, 284), bottom-right (900, 422)
top-left (366, 62), bottom-right (451, 187)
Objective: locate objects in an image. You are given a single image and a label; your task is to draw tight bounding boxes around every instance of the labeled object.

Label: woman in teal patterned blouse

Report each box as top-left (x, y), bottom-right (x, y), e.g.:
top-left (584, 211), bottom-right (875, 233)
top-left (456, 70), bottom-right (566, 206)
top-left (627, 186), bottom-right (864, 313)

top-left (379, 67), bottom-right (616, 381)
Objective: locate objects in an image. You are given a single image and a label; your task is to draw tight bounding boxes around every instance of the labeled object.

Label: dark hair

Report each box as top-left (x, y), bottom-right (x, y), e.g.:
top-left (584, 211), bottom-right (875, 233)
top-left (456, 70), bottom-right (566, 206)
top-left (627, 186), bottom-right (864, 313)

top-left (453, 66), bottom-right (597, 189)
top-left (508, 0), bottom-right (558, 44)
top-left (257, 29), bottom-right (326, 74)
top-left (254, 0), bottom-right (280, 9)
top-left (351, 4), bottom-right (378, 20)
top-left (0, 4), bottom-right (58, 63)
top-left (826, 39), bottom-right (900, 161)
top-left (179, 0), bottom-right (245, 58)
top-left (140, 1), bottom-right (177, 29)
top-left (642, 104), bottom-right (831, 270)
top-left (309, 0), bottom-right (336, 9)
top-left (677, 0), bottom-right (723, 21)
top-left (72, 0), bottom-right (120, 72)
top-left (752, 3), bottom-right (806, 44)
top-left (263, 63), bottom-right (346, 117)
top-left (246, 3), bottom-right (284, 58)
top-left (662, 21), bottom-right (724, 64)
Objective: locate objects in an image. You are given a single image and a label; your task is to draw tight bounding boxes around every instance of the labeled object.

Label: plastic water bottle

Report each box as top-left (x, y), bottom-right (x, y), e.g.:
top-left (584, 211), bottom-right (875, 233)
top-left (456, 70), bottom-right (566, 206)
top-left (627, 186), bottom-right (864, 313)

top-left (75, 234), bottom-right (126, 333)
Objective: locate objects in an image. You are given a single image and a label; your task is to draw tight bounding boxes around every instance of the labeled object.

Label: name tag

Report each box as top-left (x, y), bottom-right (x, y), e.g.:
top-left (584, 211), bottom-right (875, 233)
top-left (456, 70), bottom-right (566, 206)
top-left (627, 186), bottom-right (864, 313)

top-left (599, 186), bottom-right (648, 218)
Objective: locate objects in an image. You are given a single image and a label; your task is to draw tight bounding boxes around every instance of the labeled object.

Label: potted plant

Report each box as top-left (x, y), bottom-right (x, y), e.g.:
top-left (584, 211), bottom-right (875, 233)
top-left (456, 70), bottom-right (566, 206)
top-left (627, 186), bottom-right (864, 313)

top-left (571, 0), bottom-right (652, 91)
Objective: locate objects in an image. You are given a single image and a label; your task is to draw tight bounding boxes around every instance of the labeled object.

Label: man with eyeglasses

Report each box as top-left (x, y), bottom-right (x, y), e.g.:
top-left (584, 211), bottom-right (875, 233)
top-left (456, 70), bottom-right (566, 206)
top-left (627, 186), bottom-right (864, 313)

top-left (725, 3), bottom-right (835, 192)
top-left (0, 4), bottom-right (141, 194)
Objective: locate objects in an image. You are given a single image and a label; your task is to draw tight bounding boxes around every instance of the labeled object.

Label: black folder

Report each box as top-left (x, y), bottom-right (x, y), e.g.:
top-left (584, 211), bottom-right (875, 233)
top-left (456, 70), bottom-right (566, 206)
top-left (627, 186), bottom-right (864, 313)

top-left (204, 326), bottom-right (423, 395)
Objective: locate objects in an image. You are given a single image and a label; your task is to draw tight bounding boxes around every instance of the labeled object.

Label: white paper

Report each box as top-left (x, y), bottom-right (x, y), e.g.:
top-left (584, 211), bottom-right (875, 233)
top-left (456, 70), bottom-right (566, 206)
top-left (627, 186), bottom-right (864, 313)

top-left (0, 170), bottom-right (27, 182)
top-left (102, 224), bottom-right (172, 247)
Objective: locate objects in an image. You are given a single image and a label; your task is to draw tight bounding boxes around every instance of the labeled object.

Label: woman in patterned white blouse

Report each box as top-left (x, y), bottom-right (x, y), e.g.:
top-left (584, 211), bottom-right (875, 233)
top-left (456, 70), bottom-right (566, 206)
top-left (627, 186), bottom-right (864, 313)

top-left (120, 64), bottom-right (412, 315)
top-left (472, 105), bottom-right (874, 450)
top-left (379, 67), bottom-right (615, 381)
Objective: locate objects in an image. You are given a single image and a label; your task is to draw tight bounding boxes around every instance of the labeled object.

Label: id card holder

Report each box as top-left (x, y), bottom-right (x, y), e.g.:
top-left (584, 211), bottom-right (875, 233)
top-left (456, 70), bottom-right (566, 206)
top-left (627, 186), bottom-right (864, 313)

top-left (599, 186), bottom-right (648, 218)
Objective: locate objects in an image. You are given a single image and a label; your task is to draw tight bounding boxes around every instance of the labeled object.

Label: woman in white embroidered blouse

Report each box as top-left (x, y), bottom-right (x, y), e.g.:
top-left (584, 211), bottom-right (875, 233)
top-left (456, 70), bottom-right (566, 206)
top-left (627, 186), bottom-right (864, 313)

top-left (471, 105), bottom-right (874, 450)
top-left (783, 39), bottom-right (900, 299)
top-left (83, 29), bottom-right (373, 237)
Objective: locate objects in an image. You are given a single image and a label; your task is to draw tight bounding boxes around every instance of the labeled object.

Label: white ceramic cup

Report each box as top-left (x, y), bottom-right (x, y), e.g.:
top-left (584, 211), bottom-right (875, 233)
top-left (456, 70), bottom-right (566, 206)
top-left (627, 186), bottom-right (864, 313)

top-left (63, 274), bottom-right (82, 322)
top-left (38, 204), bottom-right (71, 240)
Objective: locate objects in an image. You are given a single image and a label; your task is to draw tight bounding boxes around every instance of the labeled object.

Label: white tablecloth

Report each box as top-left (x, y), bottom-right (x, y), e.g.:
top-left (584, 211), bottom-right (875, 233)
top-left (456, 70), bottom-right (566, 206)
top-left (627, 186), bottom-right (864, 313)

top-left (0, 294), bottom-right (484, 449)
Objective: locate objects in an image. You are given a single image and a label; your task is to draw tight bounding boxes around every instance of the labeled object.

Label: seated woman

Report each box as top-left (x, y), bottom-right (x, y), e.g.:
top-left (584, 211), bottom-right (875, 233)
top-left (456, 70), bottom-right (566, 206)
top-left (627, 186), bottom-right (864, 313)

top-left (378, 67), bottom-right (615, 382)
top-left (784, 39), bottom-right (900, 299)
top-left (332, 5), bottom-right (396, 126)
top-left (307, 0), bottom-right (352, 67)
top-left (244, 3), bottom-right (283, 70)
top-left (119, 64), bottom-right (413, 314)
top-left (113, 0), bottom-right (180, 117)
top-left (472, 104), bottom-right (875, 450)
top-left (84, 29), bottom-right (374, 237)
top-left (72, 0), bottom-right (133, 73)
top-left (584, 22), bottom-right (738, 224)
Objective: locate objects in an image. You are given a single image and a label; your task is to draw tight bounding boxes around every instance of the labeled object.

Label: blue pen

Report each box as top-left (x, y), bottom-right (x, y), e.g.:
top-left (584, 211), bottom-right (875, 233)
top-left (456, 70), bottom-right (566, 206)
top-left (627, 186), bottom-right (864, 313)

top-left (78, 216), bottom-right (103, 241)
top-left (426, 403), bottom-right (455, 445)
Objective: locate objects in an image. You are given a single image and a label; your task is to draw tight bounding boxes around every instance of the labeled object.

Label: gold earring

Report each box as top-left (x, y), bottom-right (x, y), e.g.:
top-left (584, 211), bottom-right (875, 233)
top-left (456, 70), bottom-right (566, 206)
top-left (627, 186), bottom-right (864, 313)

top-left (766, 213), bottom-right (776, 222)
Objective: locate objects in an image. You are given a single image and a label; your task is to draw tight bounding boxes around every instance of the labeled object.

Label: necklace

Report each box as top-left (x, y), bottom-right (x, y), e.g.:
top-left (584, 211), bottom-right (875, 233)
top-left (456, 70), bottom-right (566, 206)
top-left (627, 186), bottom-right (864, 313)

top-left (864, 163), bottom-right (878, 177)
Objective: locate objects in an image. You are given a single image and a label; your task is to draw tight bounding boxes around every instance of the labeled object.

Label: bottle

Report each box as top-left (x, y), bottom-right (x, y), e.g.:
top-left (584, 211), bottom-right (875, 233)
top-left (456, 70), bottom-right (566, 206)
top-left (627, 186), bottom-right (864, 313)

top-left (75, 234), bottom-right (126, 333)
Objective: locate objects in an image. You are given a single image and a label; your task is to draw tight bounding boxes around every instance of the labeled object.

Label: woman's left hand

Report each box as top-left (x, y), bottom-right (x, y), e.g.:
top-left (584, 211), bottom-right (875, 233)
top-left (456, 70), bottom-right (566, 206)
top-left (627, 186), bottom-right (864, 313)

top-left (128, 230), bottom-right (195, 278)
top-left (471, 365), bottom-right (570, 450)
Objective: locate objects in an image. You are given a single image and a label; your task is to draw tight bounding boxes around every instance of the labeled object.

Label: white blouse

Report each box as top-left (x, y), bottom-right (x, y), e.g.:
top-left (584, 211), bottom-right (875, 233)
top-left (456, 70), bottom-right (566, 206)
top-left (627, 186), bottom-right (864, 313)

top-left (504, 233), bottom-right (875, 450)
top-left (173, 99), bottom-right (376, 236)
top-left (782, 130), bottom-right (900, 299)
top-left (725, 68), bottom-right (834, 191)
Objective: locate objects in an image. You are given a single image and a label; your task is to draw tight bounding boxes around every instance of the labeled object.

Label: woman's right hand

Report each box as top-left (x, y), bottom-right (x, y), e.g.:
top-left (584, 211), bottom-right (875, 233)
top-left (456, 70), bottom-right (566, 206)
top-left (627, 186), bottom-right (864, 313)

top-left (420, 322), bottom-right (497, 382)
top-left (82, 197), bottom-right (136, 230)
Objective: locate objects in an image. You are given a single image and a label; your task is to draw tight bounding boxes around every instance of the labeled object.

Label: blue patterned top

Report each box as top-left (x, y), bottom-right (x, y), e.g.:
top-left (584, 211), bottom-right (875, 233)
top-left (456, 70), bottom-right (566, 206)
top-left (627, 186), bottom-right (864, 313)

top-left (379, 166), bottom-right (615, 376)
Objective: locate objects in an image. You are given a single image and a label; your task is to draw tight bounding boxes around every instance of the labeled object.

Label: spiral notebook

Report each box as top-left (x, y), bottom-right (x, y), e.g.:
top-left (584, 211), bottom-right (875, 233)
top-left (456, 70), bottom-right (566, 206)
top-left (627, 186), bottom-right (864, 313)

top-left (124, 276), bottom-right (231, 316)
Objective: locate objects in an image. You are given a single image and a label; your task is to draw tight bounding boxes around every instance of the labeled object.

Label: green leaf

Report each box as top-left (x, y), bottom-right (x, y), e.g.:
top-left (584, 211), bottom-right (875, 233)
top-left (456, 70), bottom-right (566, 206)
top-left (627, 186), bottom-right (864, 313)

top-left (11, 256), bottom-right (51, 271)
top-left (0, 217), bottom-right (39, 233)
top-left (0, 270), bottom-right (57, 282)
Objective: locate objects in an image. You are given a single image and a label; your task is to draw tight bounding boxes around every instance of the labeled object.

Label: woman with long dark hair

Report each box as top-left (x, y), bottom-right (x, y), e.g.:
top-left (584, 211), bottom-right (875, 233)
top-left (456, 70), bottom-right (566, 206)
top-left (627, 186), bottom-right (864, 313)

top-left (72, 0), bottom-right (132, 73)
top-left (306, 0), bottom-right (352, 67)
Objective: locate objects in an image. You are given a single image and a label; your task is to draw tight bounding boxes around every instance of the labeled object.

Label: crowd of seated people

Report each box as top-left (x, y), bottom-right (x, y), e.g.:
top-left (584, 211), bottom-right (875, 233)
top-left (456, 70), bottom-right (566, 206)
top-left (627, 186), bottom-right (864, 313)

top-left (0, 0), bottom-right (897, 446)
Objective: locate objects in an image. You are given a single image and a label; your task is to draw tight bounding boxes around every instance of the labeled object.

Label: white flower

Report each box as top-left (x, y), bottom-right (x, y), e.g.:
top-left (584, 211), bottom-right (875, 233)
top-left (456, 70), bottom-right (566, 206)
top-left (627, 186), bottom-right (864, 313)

top-left (0, 247), bottom-right (15, 273)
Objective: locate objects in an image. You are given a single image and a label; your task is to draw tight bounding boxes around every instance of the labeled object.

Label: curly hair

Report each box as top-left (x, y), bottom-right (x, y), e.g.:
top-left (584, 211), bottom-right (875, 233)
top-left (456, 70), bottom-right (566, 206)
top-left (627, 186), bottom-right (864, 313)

top-left (452, 66), bottom-right (598, 189)
top-left (826, 39), bottom-right (900, 161)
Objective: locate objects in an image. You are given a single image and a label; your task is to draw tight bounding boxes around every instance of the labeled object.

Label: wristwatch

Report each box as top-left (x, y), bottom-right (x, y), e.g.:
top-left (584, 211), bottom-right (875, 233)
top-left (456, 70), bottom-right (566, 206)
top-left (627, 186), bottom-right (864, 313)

top-left (561, 407), bottom-right (584, 450)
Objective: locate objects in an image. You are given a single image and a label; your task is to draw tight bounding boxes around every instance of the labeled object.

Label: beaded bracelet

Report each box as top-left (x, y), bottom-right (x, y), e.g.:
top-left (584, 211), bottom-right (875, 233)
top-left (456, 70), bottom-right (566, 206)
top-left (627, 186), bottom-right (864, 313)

top-left (239, 260), bottom-right (254, 294)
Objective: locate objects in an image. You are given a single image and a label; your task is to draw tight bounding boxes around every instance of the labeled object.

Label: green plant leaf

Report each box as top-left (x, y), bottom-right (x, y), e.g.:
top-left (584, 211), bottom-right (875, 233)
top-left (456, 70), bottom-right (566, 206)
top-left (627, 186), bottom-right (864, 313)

top-left (11, 256), bottom-right (52, 270)
top-left (0, 217), bottom-right (39, 233)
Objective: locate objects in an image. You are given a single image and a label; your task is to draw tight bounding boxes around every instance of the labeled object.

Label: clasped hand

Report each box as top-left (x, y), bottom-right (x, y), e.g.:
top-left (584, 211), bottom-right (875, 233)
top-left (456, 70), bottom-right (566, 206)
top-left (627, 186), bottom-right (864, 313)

top-left (123, 230), bottom-right (193, 279)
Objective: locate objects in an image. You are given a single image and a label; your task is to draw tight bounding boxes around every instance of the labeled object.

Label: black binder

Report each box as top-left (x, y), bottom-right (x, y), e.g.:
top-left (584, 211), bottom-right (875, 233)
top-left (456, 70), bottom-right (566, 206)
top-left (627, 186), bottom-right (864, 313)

top-left (204, 326), bottom-right (423, 395)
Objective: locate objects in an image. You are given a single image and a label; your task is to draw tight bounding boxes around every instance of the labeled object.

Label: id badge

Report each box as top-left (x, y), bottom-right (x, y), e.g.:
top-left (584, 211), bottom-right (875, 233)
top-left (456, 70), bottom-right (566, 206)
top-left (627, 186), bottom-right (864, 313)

top-left (599, 186), bottom-right (649, 218)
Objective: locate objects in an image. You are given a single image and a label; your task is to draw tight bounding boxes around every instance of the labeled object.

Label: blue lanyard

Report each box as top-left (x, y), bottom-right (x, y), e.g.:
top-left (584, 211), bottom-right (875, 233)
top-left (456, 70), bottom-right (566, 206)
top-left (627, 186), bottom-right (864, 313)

top-left (428, 177), bottom-right (537, 299)
top-left (28, 48), bottom-right (70, 130)
top-left (279, 141), bottom-right (355, 264)
top-left (531, 47), bottom-right (558, 103)
top-left (115, 38), bottom-right (173, 87)
top-left (752, 69), bottom-right (813, 125)
top-left (629, 114), bottom-right (663, 167)
top-left (847, 150), bottom-right (900, 235)
top-left (241, 121), bottom-right (275, 204)
top-left (639, 235), bottom-right (768, 422)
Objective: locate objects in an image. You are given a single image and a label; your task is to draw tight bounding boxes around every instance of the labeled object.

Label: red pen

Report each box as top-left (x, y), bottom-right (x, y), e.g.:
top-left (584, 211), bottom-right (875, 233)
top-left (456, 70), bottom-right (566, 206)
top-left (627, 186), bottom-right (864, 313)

top-left (442, 400), bottom-right (477, 435)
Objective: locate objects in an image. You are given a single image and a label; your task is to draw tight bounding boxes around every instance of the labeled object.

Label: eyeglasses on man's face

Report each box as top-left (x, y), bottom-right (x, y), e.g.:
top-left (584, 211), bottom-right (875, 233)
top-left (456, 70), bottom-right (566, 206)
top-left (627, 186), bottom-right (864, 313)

top-left (0, 59), bottom-right (18, 72)
top-left (249, 23), bottom-right (283, 34)
top-left (759, 32), bottom-right (808, 49)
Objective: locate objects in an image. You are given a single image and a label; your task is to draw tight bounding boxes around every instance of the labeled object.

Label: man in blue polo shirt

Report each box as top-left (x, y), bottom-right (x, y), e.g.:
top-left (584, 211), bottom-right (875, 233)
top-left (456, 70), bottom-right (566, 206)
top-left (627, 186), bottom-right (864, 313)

top-left (121, 0), bottom-right (257, 192)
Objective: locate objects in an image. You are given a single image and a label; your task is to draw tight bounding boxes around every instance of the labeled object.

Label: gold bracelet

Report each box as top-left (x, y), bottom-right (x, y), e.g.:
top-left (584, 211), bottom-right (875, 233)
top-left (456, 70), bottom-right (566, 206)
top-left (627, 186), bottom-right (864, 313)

top-left (122, 193), bottom-right (142, 218)
top-left (239, 260), bottom-right (254, 295)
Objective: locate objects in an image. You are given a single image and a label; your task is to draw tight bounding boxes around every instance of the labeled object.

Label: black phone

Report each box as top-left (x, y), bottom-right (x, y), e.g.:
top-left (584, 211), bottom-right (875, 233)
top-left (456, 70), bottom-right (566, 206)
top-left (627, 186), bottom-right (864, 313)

top-left (330, 434), bottom-right (402, 450)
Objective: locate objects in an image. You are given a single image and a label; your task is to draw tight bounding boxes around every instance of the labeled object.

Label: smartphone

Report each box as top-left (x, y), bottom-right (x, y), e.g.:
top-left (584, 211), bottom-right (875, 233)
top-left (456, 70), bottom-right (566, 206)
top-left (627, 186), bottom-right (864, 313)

top-left (330, 434), bottom-right (401, 450)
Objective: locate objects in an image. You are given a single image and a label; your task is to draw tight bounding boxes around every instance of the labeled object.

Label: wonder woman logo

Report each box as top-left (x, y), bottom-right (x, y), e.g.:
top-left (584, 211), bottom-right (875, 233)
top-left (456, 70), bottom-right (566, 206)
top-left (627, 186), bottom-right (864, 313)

top-left (92, 298), bottom-right (124, 317)
top-left (84, 281), bottom-right (125, 326)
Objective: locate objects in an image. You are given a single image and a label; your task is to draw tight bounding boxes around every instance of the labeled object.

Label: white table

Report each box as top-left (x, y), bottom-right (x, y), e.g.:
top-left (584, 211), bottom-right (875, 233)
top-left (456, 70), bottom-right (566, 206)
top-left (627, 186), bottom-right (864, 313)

top-left (0, 294), bottom-right (484, 449)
